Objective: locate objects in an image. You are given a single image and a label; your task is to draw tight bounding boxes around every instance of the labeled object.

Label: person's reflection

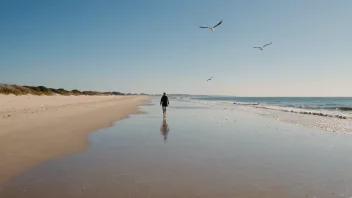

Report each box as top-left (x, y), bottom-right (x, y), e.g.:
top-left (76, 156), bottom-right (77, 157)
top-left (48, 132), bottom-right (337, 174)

top-left (160, 117), bottom-right (170, 142)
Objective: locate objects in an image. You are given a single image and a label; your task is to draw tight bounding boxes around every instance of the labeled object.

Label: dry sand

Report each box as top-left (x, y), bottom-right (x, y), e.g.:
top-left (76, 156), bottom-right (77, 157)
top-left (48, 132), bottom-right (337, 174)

top-left (0, 95), bottom-right (150, 186)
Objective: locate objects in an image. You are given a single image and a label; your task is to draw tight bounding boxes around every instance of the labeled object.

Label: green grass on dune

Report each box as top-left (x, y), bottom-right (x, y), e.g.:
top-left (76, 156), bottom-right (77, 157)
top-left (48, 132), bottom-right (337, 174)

top-left (0, 84), bottom-right (125, 96)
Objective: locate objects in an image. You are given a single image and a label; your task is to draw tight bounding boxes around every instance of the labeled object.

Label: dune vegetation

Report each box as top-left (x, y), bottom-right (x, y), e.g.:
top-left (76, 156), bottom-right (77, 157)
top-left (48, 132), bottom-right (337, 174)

top-left (0, 84), bottom-right (125, 96)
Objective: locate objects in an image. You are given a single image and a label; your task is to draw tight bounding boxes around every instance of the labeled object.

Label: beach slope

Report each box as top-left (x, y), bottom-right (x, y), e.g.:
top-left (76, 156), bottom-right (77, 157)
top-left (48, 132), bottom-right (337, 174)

top-left (0, 95), bottom-right (149, 186)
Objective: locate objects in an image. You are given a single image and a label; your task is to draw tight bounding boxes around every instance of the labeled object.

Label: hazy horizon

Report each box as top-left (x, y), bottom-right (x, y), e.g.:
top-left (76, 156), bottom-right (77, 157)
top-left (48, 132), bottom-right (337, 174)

top-left (1, 0), bottom-right (351, 97)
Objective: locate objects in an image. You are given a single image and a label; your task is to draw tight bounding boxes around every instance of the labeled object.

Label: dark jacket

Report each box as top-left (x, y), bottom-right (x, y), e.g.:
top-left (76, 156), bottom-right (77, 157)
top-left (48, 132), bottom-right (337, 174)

top-left (160, 96), bottom-right (169, 106)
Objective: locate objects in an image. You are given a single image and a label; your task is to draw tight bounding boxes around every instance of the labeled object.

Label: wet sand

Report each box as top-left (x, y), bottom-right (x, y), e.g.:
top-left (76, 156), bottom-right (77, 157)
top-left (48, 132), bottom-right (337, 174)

top-left (0, 95), bottom-right (149, 186)
top-left (1, 99), bottom-right (352, 197)
top-left (232, 103), bottom-right (352, 134)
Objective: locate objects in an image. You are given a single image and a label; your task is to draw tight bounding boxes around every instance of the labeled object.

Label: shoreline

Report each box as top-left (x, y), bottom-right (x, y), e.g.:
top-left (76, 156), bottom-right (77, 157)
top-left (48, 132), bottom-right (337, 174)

top-left (179, 99), bottom-right (352, 134)
top-left (0, 95), bottom-right (150, 187)
top-left (249, 104), bottom-right (350, 119)
top-left (1, 98), bottom-right (351, 198)
top-left (234, 104), bottom-right (352, 134)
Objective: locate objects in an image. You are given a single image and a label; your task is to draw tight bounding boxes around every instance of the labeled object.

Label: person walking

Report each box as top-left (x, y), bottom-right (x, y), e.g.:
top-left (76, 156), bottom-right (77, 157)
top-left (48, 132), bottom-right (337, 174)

top-left (160, 92), bottom-right (169, 116)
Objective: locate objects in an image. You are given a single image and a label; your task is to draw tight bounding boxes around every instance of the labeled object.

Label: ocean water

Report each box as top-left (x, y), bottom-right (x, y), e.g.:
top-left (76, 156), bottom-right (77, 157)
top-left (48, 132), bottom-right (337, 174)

top-left (177, 96), bottom-right (352, 118)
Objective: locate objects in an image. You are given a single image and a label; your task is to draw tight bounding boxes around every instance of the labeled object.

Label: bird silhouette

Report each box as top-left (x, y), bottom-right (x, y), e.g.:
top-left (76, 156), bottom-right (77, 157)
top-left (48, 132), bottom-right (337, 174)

top-left (207, 76), bottom-right (214, 82)
top-left (253, 42), bottom-right (272, 50)
top-left (199, 20), bottom-right (223, 32)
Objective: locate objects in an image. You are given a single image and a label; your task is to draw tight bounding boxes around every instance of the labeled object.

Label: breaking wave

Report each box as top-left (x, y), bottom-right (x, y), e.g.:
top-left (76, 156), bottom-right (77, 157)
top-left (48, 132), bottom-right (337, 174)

top-left (235, 103), bottom-right (351, 120)
top-left (178, 97), bottom-right (352, 120)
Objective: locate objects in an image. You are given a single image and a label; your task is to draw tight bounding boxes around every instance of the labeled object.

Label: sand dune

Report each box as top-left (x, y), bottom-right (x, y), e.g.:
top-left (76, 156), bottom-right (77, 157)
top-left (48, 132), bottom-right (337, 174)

top-left (0, 95), bottom-right (150, 186)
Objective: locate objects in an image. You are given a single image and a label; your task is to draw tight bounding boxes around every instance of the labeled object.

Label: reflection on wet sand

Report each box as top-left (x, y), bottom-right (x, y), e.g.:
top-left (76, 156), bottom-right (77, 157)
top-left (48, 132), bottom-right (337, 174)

top-left (160, 117), bottom-right (169, 142)
top-left (1, 100), bottom-right (352, 198)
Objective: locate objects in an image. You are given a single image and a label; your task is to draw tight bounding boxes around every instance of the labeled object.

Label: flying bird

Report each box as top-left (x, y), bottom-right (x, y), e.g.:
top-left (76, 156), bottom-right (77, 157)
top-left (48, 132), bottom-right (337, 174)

top-left (199, 20), bottom-right (223, 32)
top-left (253, 42), bottom-right (272, 51)
top-left (207, 76), bottom-right (214, 82)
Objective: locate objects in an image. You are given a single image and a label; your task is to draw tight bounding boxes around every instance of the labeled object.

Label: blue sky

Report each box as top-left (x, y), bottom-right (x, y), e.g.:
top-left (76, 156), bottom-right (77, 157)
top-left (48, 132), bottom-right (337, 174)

top-left (1, 0), bottom-right (351, 96)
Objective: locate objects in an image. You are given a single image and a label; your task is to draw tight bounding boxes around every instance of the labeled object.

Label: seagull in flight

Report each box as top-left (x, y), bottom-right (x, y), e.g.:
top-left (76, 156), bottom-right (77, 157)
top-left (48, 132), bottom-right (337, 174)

top-left (207, 76), bottom-right (214, 82)
top-left (199, 20), bottom-right (223, 32)
top-left (253, 42), bottom-right (272, 51)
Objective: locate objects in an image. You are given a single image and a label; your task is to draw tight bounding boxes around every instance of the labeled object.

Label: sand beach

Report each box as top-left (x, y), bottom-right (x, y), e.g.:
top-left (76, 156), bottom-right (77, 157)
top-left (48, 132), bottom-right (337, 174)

top-left (1, 98), bottom-right (351, 198)
top-left (0, 95), bottom-right (149, 186)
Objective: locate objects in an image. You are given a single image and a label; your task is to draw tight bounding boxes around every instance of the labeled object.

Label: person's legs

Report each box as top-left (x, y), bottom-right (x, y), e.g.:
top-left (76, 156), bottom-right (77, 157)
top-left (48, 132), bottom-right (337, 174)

top-left (162, 106), bottom-right (166, 115)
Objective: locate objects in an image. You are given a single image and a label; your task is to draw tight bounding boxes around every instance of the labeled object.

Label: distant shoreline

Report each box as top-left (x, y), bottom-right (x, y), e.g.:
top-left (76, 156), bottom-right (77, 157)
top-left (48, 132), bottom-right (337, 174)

top-left (0, 83), bottom-right (131, 96)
